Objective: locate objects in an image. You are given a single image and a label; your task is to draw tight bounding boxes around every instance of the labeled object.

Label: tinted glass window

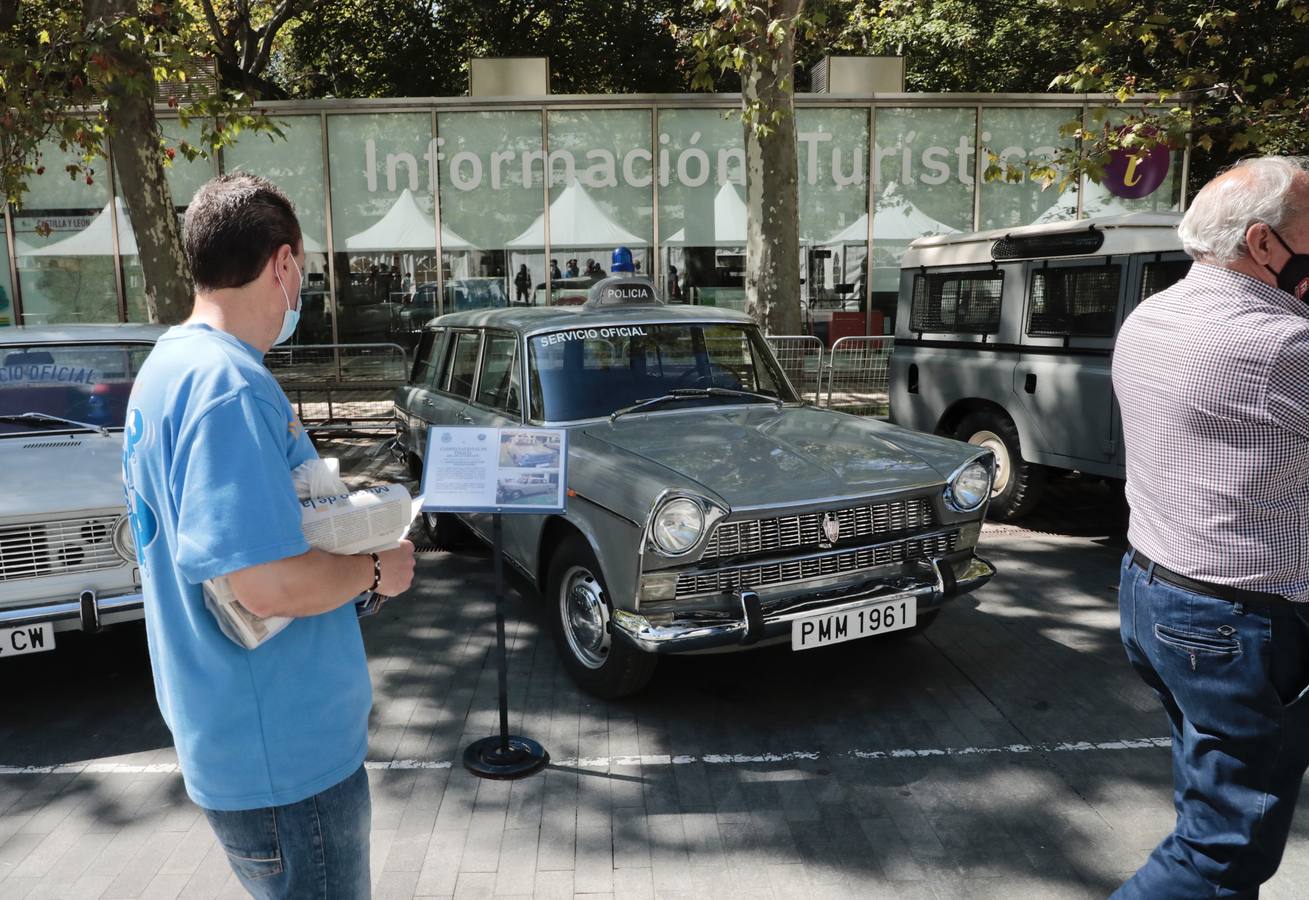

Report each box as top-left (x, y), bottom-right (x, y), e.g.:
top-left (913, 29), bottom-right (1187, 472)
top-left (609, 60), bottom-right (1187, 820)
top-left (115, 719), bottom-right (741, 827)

top-left (910, 271), bottom-right (1003, 333)
top-left (442, 332), bottom-right (481, 399)
top-left (476, 333), bottom-right (520, 416)
top-left (410, 329), bottom-right (445, 386)
top-left (1140, 260), bottom-right (1191, 304)
top-left (528, 323), bottom-right (792, 421)
top-left (1028, 266), bottom-right (1122, 337)
top-left (0, 342), bottom-right (152, 435)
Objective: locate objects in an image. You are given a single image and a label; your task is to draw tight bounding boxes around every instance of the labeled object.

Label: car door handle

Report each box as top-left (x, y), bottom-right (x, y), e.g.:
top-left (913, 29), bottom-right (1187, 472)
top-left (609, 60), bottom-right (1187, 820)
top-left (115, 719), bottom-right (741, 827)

top-left (1024, 373), bottom-right (1037, 394)
top-left (421, 397), bottom-right (434, 407)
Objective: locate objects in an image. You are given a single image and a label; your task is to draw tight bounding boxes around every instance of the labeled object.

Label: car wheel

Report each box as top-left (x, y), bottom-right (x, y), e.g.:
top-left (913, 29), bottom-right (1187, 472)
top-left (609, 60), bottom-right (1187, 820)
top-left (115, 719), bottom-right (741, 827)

top-left (422, 512), bottom-right (474, 552)
top-left (408, 454), bottom-right (470, 550)
top-left (955, 411), bottom-right (1045, 521)
top-left (547, 534), bottom-right (657, 699)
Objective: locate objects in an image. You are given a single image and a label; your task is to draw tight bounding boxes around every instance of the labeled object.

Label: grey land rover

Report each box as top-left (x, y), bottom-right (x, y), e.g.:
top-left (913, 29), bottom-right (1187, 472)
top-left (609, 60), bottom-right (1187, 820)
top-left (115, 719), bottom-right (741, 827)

top-left (395, 276), bottom-right (997, 696)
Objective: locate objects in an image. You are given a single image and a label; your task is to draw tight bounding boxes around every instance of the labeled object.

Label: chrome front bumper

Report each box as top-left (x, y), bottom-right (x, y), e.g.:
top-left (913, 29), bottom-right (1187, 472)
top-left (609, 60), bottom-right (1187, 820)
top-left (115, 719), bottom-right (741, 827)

top-left (0, 589), bottom-right (145, 634)
top-left (612, 552), bottom-right (995, 654)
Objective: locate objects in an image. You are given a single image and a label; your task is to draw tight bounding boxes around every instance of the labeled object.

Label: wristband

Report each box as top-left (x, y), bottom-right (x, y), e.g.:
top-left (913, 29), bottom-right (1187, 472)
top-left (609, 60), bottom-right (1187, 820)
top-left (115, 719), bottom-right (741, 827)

top-left (368, 552), bottom-right (382, 593)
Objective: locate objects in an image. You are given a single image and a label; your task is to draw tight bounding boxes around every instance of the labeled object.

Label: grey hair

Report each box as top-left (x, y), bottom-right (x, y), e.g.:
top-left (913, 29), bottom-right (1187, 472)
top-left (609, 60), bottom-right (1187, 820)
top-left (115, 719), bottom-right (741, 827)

top-left (1178, 156), bottom-right (1309, 264)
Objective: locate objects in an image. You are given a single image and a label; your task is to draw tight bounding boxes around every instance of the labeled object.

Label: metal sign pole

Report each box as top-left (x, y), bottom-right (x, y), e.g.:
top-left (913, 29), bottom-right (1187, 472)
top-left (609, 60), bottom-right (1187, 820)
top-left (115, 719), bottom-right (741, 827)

top-left (462, 512), bottom-right (549, 779)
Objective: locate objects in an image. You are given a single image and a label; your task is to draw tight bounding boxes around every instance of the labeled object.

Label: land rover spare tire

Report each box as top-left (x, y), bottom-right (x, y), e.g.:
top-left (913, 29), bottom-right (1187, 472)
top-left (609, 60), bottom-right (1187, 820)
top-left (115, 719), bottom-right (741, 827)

top-left (955, 411), bottom-right (1045, 521)
top-left (547, 534), bottom-right (657, 698)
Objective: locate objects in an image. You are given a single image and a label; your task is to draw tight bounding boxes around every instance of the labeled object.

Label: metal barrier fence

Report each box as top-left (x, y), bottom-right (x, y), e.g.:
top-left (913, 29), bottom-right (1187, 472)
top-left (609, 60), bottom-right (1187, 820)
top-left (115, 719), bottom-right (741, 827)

top-left (824, 336), bottom-right (894, 417)
top-left (265, 343), bottom-right (409, 434)
top-left (765, 335), bottom-right (826, 403)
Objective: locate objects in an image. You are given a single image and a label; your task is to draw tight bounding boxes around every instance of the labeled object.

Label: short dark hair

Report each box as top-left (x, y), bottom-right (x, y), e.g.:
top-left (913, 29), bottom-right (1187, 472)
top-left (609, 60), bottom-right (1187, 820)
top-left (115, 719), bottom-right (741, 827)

top-left (183, 173), bottom-right (302, 292)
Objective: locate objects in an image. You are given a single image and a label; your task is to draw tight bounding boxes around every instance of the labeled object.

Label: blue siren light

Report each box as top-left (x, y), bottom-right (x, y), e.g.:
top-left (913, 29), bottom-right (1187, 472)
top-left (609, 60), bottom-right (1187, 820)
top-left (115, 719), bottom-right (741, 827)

top-left (611, 246), bottom-right (635, 273)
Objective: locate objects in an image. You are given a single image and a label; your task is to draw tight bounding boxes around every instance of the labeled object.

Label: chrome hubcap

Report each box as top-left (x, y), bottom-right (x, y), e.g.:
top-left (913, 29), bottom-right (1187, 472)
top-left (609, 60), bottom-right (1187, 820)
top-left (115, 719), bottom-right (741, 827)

top-left (560, 565), bottom-right (610, 670)
top-left (969, 430), bottom-right (1010, 495)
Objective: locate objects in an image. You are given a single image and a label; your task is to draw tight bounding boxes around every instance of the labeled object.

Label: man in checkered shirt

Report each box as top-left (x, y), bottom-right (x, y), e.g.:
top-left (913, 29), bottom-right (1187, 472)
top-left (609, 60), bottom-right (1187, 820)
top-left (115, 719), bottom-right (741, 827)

top-left (1112, 155), bottom-right (1309, 898)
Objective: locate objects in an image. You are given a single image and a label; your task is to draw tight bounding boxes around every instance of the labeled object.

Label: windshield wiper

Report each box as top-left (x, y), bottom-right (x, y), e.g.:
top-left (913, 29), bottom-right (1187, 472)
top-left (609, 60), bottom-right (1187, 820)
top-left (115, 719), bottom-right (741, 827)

top-left (0, 412), bottom-right (110, 437)
top-left (610, 387), bottom-right (782, 422)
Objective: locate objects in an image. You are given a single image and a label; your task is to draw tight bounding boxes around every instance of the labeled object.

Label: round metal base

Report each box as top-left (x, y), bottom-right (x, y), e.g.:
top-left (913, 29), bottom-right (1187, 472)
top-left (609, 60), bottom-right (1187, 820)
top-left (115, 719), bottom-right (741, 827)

top-left (463, 736), bottom-right (550, 780)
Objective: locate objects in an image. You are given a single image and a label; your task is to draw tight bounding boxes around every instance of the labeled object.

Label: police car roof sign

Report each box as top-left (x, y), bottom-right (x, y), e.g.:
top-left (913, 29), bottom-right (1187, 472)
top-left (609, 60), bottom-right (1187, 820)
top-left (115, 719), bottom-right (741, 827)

top-left (583, 275), bottom-right (663, 309)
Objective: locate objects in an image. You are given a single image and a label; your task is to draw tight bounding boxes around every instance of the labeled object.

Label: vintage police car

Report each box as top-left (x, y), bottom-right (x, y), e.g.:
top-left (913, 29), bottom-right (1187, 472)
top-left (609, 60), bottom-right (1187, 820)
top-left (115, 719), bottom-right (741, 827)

top-left (0, 325), bottom-right (164, 658)
top-left (396, 276), bottom-right (996, 696)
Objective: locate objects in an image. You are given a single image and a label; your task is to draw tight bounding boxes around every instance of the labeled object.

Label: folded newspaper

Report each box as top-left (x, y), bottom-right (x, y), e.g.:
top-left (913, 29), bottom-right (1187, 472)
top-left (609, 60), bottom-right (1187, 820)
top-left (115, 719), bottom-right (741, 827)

top-left (203, 459), bottom-right (422, 650)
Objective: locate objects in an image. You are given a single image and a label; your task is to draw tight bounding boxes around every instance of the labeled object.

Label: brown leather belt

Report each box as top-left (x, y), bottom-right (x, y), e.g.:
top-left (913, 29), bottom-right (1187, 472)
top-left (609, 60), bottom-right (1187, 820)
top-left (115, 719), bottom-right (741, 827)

top-left (1129, 548), bottom-right (1293, 607)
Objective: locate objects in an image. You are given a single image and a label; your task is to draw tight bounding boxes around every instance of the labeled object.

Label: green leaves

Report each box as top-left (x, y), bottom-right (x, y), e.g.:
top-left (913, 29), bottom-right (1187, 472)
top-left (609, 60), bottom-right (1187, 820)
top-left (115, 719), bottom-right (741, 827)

top-left (1, 0), bottom-right (284, 208)
top-left (818, 0), bottom-right (1308, 187)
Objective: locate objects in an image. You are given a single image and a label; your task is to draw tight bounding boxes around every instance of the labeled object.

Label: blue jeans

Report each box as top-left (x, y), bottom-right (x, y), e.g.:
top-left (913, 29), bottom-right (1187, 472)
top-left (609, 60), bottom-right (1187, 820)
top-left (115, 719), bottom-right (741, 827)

top-left (1114, 552), bottom-right (1309, 899)
top-left (203, 764), bottom-right (371, 899)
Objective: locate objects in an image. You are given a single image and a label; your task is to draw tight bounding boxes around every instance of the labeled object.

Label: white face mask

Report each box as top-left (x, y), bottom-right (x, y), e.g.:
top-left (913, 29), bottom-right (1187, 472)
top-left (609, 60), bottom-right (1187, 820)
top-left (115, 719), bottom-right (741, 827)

top-left (273, 254), bottom-right (303, 346)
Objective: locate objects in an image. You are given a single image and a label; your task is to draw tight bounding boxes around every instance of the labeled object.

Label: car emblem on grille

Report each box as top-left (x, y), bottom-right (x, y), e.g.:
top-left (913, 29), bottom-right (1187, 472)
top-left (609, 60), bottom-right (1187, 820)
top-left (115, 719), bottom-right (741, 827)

top-left (821, 512), bottom-right (841, 545)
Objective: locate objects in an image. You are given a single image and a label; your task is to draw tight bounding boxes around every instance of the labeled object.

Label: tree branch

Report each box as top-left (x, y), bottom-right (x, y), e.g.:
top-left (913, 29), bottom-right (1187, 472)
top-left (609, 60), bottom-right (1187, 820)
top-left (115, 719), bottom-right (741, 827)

top-left (0, 0), bottom-right (19, 31)
top-left (252, 0), bottom-right (305, 77)
top-left (198, 0), bottom-right (237, 63)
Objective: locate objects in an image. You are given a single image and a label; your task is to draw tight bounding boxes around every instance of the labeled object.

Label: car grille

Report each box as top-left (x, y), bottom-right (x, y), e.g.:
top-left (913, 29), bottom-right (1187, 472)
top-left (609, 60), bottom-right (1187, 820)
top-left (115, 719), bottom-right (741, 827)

top-left (0, 516), bottom-right (125, 583)
top-left (676, 530), bottom-right (958, 598)
top-left (701, 497), bottom-right (935, 561)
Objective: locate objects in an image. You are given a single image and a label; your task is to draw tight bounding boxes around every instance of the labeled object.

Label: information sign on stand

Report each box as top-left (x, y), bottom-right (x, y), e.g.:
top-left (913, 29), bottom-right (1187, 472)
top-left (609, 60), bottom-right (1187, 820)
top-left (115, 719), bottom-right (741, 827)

top-left (421, 426), bottom-right (567, 779)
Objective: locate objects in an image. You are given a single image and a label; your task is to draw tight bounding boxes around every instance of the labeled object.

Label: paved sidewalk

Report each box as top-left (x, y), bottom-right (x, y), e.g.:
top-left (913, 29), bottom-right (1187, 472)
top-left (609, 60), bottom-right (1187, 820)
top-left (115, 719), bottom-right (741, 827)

top-left (4, 492), bottom-right (1309, 898)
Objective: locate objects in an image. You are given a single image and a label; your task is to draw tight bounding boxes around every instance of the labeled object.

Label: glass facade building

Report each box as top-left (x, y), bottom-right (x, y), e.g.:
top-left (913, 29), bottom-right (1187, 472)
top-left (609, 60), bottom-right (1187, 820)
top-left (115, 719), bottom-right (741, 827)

top-left (0, 94), bottom-right (1186, 343)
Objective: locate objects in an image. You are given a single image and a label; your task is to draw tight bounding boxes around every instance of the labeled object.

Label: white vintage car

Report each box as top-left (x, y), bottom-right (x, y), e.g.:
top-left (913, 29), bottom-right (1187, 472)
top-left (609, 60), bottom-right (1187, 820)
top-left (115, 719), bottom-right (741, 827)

top-left (0, 324), bottom-right (164, 658)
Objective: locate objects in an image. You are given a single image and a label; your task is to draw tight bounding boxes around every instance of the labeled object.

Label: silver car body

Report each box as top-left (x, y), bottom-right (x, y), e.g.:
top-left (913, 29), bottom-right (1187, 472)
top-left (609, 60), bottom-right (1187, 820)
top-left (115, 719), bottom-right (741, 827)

top-left (396, 289), bottom-right (996, 656)
top-left (0, 324), bottom-right (164, 640)
top-left (890, 212), bottom-right (1190, 479)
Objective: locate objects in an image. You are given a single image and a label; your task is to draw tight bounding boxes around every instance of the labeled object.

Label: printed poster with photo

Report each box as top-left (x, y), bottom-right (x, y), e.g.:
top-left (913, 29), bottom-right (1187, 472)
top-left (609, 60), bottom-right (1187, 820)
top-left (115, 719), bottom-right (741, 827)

top-left (421, 426), bottom-right (567, 515)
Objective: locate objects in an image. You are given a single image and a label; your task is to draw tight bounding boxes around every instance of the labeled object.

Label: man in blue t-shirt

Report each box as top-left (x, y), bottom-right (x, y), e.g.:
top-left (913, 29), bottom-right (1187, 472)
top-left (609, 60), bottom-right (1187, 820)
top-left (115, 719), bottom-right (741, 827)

top-left (123, 174), bottom-right (415, 899)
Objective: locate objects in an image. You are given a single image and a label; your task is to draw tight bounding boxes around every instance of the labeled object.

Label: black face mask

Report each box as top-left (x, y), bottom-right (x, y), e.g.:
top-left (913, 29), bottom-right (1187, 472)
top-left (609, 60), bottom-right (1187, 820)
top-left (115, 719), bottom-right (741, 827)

top-left (1264, 227), bottom-right (1309, 302)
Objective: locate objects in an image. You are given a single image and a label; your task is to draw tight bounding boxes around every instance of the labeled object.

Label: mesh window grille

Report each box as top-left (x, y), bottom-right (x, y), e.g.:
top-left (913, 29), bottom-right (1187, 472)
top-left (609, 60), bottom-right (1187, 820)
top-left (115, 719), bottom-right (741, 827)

top-left (1027, 266), bottom-right (1122, 337)
top-left (1140, 260), bottom-right (1191, 304)
top-left (909, 271), bottom-right (1004, 333)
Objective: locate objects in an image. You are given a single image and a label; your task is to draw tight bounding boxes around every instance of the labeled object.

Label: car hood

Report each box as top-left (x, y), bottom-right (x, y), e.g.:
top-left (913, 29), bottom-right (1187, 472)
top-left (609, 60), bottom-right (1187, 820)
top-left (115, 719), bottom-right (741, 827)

top-left (0, 431), bottom-right (126, 520)
top-left (580, 405), bottom-right (960, 509)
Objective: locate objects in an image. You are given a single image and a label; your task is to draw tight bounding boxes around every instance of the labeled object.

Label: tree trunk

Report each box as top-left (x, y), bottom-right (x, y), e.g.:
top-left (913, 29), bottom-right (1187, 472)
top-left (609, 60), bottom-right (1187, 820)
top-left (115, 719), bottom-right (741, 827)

top-left (86, 0), bottom-right (193, 323)
top-left (108, 94), bottom-right (193, 323)
top-left (741, 2), bottom-right (802, 336)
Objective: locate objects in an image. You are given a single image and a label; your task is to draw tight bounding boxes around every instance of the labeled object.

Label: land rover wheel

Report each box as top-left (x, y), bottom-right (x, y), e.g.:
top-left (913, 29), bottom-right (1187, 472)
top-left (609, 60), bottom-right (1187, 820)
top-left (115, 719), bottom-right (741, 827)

top-left (547, 535), bottom-right (657, 698)
top-left (955, 411), bottom-right (1045, 521)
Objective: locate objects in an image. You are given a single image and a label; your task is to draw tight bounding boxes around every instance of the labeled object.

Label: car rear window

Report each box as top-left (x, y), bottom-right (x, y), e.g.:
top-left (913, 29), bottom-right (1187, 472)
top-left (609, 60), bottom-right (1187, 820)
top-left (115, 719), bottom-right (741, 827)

top-left (441, 332), bottom-right (481, 399)
top-left (909, 271), bottom-right (1003, 334)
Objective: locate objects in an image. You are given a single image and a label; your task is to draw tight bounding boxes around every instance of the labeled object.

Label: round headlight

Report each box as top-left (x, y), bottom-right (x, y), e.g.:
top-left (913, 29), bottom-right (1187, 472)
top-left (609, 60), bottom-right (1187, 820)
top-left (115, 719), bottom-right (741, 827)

top-left (113, 515), bottom-right (136, 562)
top-left (651, 498), bottom-right (705, 555)
top-left (947, 458), bottom-right (992, 511)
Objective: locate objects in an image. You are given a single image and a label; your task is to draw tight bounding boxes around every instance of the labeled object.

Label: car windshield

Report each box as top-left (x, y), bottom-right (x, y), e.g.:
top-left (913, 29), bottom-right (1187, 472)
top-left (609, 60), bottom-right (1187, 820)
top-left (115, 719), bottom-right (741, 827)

top-left (527, 323), bottom-right (795, 421)
top-left (0, 342), bottom-right (152, 436)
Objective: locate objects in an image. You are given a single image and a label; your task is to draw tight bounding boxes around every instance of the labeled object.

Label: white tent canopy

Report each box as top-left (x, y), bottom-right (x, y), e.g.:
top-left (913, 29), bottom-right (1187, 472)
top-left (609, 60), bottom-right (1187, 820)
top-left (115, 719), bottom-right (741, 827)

top-left (29, 198), bottom-right (137, 256)
top-left (824, 214), bottom-right (870, 246)
top-left (20, 198), bottom-right (329, 257)
top-left (825, 184), bottom-right (959, 245)
top-left (507, 182), bottom-right (645, 249)
top-left (664, 182), bottom-right (747, 247)
top-left (344, 188), bottom-right (473, 252)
